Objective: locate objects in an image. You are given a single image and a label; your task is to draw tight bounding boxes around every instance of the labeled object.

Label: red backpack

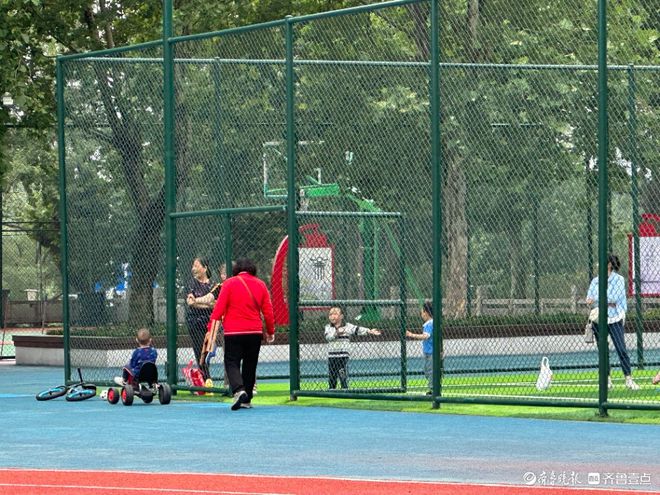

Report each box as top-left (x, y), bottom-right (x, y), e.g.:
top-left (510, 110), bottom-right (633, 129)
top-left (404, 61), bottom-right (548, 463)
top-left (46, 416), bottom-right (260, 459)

top-left (182, 360), bottom-right (205, 395)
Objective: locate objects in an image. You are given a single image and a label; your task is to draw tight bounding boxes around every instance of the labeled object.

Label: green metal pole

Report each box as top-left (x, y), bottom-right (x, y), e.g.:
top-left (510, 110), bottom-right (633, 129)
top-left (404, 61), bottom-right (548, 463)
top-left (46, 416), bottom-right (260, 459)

top-left (597, 0), bottom-right (609, 417)
top-left (0, 184), bottom-right (3, 332)
top-left (163, 0), bottom-right (178, 388)
top-left (399, 215), bottom-right (407, 391)
top-left (211, 61), bottom-right (226, 208)
top-left (586, 158), bottom-right (594, 282)
top-left (224, 214), bottom-right (232, 274)
top-left (628, 65), bottom-right (643, 369)
top-left (286, 16), bottom-right (300, 399)
top-left (56, 58), bottom-right (71, 382)
top-left (211, 63), bottom-right (233, 274)
top-left (466, 189), bottom-right (472, 318)
top-left (430, 0), bottom-right (442, 408)
top-left (374, 223), bottom-right (381, 316)
top-left (607, 178), bottom-right (613, 249)
top-left (360, 217), bottom-right (377, 321)
top-left (533, 193), bottom-right (540, 315)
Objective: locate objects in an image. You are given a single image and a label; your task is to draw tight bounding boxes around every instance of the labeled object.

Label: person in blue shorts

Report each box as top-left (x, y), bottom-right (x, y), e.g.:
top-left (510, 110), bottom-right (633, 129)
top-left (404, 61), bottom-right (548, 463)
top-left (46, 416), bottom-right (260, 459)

top-left (114, 328), bottom-right (158, 386)
top-left (406, 300), bottom-right (434, 394)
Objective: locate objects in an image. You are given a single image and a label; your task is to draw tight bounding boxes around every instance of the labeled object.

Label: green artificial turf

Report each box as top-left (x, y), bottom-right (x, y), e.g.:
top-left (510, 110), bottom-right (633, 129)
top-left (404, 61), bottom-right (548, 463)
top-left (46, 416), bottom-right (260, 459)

top-left (176, 371), bottom-right (660, 425)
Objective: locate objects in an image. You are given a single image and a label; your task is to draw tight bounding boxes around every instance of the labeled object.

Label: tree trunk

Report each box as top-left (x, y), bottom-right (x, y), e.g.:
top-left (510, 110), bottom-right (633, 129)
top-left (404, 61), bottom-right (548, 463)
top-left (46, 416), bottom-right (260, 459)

top-left (127, 188), bottom-right (166, 326)
top-left (85, 9), bottom-right (162, 325)
top-left (443, 156), bottom-right (469, 318)
top-left (406, 4), bottom-right (430, 61)
top-left (441, 0), bottom-right (484, 319)
top-left (509, 225), bottom-right (527, 300)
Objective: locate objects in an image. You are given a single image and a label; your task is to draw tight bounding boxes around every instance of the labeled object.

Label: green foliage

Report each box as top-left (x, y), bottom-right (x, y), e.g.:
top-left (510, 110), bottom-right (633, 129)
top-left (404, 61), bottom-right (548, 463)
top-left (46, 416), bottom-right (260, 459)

top-left (1, 0), bottom-right (658, 325)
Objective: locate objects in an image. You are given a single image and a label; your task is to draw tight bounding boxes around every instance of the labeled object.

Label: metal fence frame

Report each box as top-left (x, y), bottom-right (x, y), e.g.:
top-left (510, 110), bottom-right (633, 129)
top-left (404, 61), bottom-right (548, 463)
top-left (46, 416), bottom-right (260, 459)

top-left (56, 0), bottom-right (660, 413)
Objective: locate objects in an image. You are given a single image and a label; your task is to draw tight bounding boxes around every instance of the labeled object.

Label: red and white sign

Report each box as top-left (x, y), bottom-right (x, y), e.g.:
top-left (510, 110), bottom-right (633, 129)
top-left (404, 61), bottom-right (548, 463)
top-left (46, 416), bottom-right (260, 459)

top-left (628, 213), bottom-right (660, 297)
top-left (271, 224), bottom-right (335, 325)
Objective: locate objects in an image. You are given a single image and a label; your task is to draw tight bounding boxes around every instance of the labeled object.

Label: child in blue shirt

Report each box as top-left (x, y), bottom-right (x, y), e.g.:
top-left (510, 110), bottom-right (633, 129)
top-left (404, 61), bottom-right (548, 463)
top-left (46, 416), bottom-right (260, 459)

top-left (406, 300), bottom-right (433, 394)
top-left (114, 328), bottom-right (158, 386)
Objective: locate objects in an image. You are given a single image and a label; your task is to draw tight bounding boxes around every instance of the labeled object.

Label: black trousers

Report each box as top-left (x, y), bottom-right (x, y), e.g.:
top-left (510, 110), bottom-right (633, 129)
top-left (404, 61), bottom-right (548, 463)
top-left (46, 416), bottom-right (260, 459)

top-left (592, 321), bottom-right (632, 376)
top-left (224, 333), bottom-right (262, 401)
top-left (328, 355), bottom-right (349, 389)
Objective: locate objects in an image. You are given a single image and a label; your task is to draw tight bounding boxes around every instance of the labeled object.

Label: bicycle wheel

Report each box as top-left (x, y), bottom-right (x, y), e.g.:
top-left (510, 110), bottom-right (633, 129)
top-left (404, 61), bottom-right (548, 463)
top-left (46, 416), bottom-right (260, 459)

top-left (65, 384), bottom-right (97, 402)
top-left (35, 385), bottom-right (67, 401)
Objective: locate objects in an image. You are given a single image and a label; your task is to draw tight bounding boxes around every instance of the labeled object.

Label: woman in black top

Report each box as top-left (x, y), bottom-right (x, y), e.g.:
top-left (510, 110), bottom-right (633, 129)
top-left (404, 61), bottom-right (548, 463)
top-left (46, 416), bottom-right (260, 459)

top-left (191, 264), bottom-right (227, 306)
top-left (185, 257), bottom-right (212, 379)
top-left (190, 263), bottom-right (229, 388)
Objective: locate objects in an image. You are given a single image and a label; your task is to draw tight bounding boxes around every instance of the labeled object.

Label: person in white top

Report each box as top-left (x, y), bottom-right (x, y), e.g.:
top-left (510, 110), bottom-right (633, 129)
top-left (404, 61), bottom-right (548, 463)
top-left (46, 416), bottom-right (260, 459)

top-left (324, 306), bottom-right (381, 389)
top-left (586, 254), bottom-right (639, 390)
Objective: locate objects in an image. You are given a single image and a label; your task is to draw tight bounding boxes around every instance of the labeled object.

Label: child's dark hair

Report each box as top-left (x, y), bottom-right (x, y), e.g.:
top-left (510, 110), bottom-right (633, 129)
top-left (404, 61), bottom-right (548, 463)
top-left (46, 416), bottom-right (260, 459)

top-left (422, 299), bottom-right (433, 317)
top-left (608, 254), bottom-right (621, 272)
top-left (329, 305), bottom-right (344, 316)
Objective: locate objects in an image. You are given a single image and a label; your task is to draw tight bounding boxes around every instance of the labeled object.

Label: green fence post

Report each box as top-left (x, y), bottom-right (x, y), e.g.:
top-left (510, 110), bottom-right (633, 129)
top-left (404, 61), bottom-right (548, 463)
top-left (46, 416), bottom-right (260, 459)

top-left (399, 215), bottom-right (407, 391)
top-left (163, 0), bottom-right (178, 388)
top-left (0, 187), bottom-right (2, 333)
top-left (56, 57), bottom-right (71, 382)
top-left (532, 192), bottom-right (540, 315)
top-left (628, 64), bottom-right (643, 369)
top-left (286, 16), bottom-right (300, 399)
top-left (586, 157), bottom-right (594, 282)
top-left (224, 214), bottom-right (232, 273)
top-left (212, 62), bottom-right (233, 299)
top-left (466, 194), bottom-right (472, 318)
top-left (360, 217), bottom-right (378, 321)
top-left (211, 61), bottom-right (227, 209)
top-left (430, 0), bottom-right (442, 408)
top-left (597, 0), bottom-right (609, 417)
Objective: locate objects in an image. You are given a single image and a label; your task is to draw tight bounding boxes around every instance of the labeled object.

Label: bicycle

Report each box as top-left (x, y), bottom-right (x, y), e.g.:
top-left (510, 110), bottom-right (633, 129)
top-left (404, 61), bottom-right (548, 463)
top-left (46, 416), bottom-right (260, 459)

top-left (35, 368), bottom-right (97, 402)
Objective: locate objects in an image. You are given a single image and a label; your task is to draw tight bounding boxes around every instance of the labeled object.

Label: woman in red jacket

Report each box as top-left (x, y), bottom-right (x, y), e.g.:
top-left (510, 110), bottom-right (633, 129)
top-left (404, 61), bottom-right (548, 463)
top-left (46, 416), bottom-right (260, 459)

top-left (208, 258), bottom-right (275, 410)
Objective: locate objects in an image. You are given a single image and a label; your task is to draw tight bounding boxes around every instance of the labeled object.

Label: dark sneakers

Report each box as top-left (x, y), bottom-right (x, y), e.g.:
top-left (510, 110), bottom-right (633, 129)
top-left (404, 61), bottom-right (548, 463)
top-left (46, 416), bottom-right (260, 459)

top-left (240, 402), bottom-right (253, 409)
top-left (231, 390), bottom-right (249, 411)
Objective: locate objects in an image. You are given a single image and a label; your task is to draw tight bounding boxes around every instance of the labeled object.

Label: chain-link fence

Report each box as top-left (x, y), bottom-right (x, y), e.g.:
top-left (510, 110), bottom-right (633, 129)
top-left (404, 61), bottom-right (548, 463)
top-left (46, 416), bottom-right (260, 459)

top-left (59, 0), bottom-right (659, 409)
top-left (2, 126), bottom-right (62, 358)
top-left (1, 220), bottom-right (61, 358)
top-left (60, 44), bottom-right (168, 383)
top-left (1, 154), bottom-right (62, 360)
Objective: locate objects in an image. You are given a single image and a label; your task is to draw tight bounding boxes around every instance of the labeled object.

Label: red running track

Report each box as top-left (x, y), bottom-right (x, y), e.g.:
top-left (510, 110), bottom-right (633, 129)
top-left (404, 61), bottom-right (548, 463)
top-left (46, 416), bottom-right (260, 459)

top-left (0, 469), bottom-right (656, 495)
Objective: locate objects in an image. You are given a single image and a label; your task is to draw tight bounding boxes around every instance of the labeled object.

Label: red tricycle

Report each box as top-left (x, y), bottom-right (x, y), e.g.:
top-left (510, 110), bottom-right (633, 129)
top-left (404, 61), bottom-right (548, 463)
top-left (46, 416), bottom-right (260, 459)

top-left (107, 362), bottom-right (172, 406)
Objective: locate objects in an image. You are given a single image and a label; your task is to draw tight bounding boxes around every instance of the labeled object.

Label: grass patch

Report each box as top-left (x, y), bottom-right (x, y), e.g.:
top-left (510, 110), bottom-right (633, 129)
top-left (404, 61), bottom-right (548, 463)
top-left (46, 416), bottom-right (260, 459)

top-left (175, 377), bottom-right (660, 425)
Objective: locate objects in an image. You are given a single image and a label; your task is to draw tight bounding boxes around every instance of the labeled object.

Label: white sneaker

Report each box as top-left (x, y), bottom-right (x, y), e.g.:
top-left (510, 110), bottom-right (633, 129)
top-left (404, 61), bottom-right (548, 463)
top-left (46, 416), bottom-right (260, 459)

top-left (231, 390), bottom-right (248, 411)
top-left (607, 377), bottom-right (613, 389)
top-left (113, 376), bottom-right (125, 386)
top-left (625, 376), bottom-right (640, 390)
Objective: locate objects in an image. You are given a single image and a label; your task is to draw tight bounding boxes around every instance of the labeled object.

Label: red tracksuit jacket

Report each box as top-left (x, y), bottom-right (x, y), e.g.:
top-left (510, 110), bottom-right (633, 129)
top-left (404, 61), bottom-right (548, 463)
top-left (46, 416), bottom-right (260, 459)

top-left (209, 272), bottom-right (275, 336)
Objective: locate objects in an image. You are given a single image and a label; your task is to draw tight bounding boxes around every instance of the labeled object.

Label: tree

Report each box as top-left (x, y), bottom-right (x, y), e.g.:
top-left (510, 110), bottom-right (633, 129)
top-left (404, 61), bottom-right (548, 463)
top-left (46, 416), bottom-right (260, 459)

top-left (11, 0), bottom-right (361, 325)
top-left (1, 0), bottom-right (657, 327)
